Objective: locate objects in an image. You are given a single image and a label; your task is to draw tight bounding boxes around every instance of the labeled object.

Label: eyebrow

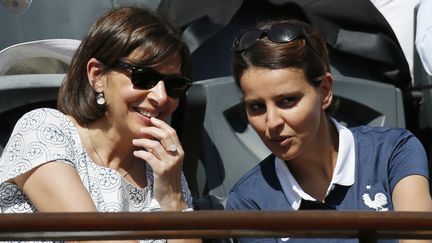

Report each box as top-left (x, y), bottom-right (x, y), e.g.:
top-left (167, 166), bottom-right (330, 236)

top-left (243, 91), bottom-right (303, 102)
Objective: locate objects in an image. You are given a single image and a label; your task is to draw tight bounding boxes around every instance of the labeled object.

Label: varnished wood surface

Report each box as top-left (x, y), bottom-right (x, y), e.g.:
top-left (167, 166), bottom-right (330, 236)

top-left (0, 210), bottom-right (431, 241)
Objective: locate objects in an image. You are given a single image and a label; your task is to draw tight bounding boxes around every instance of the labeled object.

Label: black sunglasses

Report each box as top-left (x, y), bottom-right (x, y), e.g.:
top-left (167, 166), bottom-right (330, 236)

top-left (108, 61), bottom-right (192, 98)
top-left (232, 23), bottom-right (315, 53)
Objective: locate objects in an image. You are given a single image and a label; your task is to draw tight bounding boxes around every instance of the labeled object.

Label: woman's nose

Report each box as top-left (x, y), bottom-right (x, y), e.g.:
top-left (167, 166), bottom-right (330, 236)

top-left (147, 80), bottom-right (169, 105)
top-left (266, 107), bottom-right (284, 129)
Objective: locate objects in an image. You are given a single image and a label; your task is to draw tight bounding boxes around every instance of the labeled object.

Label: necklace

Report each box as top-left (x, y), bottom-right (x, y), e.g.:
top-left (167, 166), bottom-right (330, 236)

top-left (86, 124), bottom-right (131, 177)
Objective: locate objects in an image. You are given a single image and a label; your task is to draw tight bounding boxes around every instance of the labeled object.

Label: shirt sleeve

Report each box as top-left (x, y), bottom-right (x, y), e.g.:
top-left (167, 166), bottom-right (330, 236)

top-left (388, 129), bottom-right (429, 191)
top-left (0, 108), bottom-right (77, 184)
top-left (180, 172), bottom-right (194, 208)
top-left (226, 190), bottom-right (259, 210)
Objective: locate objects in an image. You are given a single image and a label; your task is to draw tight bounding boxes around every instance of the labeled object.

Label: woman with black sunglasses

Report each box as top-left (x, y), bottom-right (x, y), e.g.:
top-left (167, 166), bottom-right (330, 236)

top-left (226, 19), bottom-right (432, 242)
top-left (0, 6), bottom-right (200, 243)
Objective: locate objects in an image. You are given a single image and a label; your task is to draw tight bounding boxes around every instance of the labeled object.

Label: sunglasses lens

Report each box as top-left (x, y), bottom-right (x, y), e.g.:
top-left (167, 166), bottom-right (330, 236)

top-left (233, 29), bottom-right (263, 52)
top-left (165, 76), bottom-right (192, 98)
top-left (232, 23), bottom-right (307, 52)
top-left (131, 69), bottom-right (161, 89)
top-left (131, 68), bottom-right (191, 98)
top-left (267, 23), bottom-right (302, 43)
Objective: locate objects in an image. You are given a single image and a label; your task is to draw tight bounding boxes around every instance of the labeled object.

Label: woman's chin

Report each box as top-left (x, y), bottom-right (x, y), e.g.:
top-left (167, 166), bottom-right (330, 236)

top-left (272, 147), bottom-right (299, 161)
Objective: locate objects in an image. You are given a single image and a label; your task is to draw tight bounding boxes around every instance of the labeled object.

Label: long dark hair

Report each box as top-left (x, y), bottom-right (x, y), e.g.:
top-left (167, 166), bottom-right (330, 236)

top-left (57, 6), bottom-right (191, 124)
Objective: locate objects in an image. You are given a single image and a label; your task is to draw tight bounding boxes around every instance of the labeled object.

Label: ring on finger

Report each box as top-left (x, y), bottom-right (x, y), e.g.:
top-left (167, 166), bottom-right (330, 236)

top-left (167, 144), bottom-right (178, 152)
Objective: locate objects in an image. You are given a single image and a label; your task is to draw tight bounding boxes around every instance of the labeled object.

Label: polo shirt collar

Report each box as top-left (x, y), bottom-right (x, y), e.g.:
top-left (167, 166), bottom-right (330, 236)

top-left (275, 119), bottom-right (356, 210)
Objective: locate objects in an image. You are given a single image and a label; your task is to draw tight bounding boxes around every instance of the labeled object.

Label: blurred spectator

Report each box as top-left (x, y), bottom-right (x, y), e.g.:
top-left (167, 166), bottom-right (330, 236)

top-left (415, 0), bottom-right (432, 76)
top-left (370, 0), bottom-right (419, 79)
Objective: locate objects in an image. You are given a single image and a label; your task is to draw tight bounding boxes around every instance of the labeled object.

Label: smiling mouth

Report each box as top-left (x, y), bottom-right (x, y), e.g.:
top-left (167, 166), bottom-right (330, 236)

top-left (134, 107), bottom-right (159, 118)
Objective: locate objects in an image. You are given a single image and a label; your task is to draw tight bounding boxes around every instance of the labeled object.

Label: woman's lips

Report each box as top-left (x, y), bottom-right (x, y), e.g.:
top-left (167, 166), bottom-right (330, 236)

top-left (134, 107), bottom-right (159, 118)
top-left (271, 136), bottom-right (293, 146)
top-left (132, 107), bottom-right (159, 126)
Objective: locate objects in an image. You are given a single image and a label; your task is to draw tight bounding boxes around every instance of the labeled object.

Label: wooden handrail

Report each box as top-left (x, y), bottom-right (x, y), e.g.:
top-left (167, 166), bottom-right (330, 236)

top-left (0, 211), bottom-right (432, 241)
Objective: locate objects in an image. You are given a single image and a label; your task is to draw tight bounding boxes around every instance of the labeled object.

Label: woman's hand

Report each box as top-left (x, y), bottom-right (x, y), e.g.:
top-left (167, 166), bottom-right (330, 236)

top-left (132, 117), bottom-right (187, 211)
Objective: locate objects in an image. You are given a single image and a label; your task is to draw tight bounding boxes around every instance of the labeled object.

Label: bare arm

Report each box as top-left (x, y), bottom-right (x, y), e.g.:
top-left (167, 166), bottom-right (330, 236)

top-left (392, 175), bottom-right (432, 243)
top-left (12, 161), bottom-right (139, 243)
top-left (13, 161), bottom-right (97, 212)
top-left (133, 117), bottom-right (202, 243)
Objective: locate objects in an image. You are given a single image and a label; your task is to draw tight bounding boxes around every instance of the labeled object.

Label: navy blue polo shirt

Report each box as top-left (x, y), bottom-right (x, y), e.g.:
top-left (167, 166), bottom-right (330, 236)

top-left (226, 125), bottom-right (429, 243)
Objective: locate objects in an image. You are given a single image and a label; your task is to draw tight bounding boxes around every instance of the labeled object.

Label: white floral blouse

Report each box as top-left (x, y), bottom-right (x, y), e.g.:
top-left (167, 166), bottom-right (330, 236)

top-left (0, 108), bottom-right (193, 243)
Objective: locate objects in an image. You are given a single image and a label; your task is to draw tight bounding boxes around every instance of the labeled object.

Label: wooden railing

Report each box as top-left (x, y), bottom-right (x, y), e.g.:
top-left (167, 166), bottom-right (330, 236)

top-left (0, 211), bottom-right (432, 242)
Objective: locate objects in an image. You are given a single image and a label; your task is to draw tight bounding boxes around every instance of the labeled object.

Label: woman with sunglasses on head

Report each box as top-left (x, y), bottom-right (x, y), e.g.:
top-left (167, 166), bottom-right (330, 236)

top-left (0, 6), bottom-right (200, 243)
top-left (226, 18), bottom-right (432, 243)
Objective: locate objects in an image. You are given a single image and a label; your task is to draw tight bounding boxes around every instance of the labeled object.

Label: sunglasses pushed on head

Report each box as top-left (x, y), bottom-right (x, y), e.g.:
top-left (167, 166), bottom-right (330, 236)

top-left (232, 22), bottom-right (317, 53)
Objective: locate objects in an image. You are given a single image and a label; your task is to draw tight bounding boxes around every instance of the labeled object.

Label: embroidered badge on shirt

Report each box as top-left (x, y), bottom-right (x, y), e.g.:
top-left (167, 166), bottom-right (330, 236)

top-left (362, 185), bottom-right (389, 211)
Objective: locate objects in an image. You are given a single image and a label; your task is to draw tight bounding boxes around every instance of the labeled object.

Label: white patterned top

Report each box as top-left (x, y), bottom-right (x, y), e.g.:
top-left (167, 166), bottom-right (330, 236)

top-left (0, 108), bottom-right (193, 243)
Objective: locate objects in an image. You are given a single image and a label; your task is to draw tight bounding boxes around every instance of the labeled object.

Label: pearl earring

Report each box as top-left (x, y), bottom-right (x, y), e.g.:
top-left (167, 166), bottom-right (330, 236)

top-left (96, 93), bottom-right (105, 105)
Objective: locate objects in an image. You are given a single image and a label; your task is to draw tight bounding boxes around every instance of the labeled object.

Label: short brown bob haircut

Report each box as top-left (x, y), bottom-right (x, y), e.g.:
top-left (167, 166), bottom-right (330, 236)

top-left (57, 6), bottom-right (191, 124)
